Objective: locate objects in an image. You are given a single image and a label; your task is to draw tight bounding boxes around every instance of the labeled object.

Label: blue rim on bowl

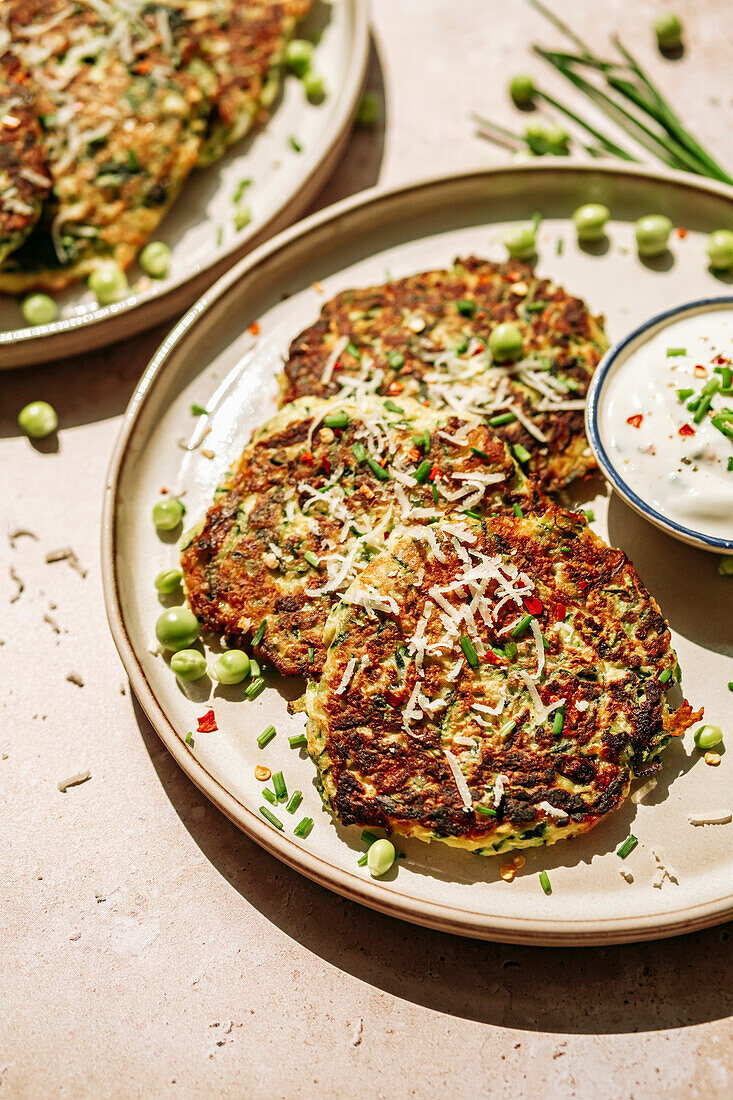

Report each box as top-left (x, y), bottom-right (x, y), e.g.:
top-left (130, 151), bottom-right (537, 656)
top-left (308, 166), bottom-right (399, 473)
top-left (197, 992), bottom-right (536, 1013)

top-left (585, 295), bottom-right (733, 555)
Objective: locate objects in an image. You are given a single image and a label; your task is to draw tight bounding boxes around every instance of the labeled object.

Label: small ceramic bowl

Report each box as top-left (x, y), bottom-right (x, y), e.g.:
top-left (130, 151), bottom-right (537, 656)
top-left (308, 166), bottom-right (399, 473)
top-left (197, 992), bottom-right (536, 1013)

top-left (586, 296), bottom-right (733, 555)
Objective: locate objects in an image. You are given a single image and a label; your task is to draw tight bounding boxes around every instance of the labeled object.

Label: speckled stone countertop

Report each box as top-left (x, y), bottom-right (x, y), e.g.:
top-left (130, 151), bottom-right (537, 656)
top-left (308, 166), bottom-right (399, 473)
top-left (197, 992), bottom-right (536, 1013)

top-left (2, 2), bottom-right (732, 1096)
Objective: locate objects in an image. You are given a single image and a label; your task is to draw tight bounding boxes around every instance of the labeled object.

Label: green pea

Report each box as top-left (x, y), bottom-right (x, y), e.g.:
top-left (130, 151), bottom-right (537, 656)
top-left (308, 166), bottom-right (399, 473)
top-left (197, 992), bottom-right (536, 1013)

top-left (503, 225), bottom-right (536, 260)
top-left (154, 568), bottom-right (183, 594)
top-left (693, 724), bottom-right (723, 751)
top-left (489, 322), bottom-right (524, 362)
top-left (635, 214), bottom-right (673, 257)
top-left (285, 38), bottom-right (313, 77)
top-left (18, 400), bottom-right (58, 439)
top-left (88, 262), bottom-right (129, 306)
top-left (212, 649), bottom-right (251, 685)
top-left (544, 123), bottom-right (570, 155)
top-left (170, 649), bottom-right (207, 681)
top-left (233, 205), bottom-right (251, 231)
top-left (719, 556), bottom-right (733, 576)
top-left (155, 607), bottom-right (200, 651)
top-left (707, 230), bottom-right (733, 271)
top-left (509, 74), bottom-right (535, 108)
top-left (367, 838), bottom-right (396, 878)
top-left (152, 498), bottom-right (184, 531)
top-left (21, 293), bottom-right (58, 326)
top-left (525, 121), bottom-right (550, 156)
top-left (573, 203), bottom-right (610, 242)
top-left (356, 90), bottom-right (381, 128)
top-left (303, 72), bottom-right (326, 105)
top-left (654, 12), bottom-right (683, 49)
top-left (139, 241), bottom-right (171, 279)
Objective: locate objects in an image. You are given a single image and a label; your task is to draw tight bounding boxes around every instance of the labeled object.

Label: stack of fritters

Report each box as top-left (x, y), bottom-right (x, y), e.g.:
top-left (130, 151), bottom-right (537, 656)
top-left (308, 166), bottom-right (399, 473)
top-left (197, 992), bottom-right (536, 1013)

top-left (182, 262), bottom-right (699, 856)
top-left (0, 0), bottom-right (311, 289)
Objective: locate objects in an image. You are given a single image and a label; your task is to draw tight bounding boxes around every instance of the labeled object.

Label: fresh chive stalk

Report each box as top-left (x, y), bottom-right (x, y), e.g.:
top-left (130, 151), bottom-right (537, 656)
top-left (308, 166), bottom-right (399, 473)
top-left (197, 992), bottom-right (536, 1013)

top-left (257, 724), bottom-right (276, 748)
top-left (252, 620), bottom-right (266, 646)
top-left (539, 870), bottom-right (552, 895)
top-left (289, 733), bottom-right (307, 748)
top-left (259, 806), bottom-right (283, 829)
top-left (262, 787), bottom-right (277, 805)
top-left (617, 834), bottom-right (638, 859)
top-left (272, 771), bottom-right (287, 801)
top-left (294, 817), bottom-right (313, 839)
top-left (460, 635), bottom-right (480, 669)
top-left (286, 790), bottom-right (303, 814)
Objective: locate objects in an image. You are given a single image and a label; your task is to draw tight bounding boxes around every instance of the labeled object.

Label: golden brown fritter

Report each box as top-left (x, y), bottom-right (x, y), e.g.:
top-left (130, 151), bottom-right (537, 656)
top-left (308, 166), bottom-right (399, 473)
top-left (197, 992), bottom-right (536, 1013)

top-left (0, 50), bottom-right (50, 264)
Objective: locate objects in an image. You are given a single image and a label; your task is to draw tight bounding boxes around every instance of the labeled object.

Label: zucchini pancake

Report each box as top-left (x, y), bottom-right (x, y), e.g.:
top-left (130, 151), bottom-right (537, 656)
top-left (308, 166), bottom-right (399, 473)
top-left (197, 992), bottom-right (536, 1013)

top-left (280, 257), bottom-right (609, 492)
top-left (305, 512), bottom-right (700, 856)
top-left (0, 0), bottom-right (311, 290)
top-left (181, 395), bottom-right (535, 677)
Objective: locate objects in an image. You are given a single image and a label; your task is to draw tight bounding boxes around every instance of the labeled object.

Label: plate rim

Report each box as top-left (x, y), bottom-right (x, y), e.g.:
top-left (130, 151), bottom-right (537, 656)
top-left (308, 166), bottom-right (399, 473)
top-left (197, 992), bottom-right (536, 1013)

top-left (0, 0), bottom-right (370, 368)
top-left (586, 294), bottom-right (733, 554)
top-left (102, 160), bottom-right (733, 945)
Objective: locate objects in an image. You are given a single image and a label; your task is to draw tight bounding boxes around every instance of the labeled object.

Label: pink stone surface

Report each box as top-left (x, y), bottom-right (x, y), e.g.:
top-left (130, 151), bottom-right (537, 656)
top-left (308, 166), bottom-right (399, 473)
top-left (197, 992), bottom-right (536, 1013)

top-left (1, 2), bottom-right (732, 1096)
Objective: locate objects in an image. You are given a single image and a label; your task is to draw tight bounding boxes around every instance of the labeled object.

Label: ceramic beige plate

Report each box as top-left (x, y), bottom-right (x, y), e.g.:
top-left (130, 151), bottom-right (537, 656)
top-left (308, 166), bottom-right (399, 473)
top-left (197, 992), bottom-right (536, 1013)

top-left (0, 0), bottom-right (368, 370)
top-left (103, 163), bottom-right (733, 945)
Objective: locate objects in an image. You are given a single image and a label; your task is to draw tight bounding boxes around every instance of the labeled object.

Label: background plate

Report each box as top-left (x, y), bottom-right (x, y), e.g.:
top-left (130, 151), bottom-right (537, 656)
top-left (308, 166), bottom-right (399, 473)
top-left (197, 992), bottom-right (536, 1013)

top-left (103, 163), bottom-right (733, 945)
top-left (0, 0), bottom-right (368, 369)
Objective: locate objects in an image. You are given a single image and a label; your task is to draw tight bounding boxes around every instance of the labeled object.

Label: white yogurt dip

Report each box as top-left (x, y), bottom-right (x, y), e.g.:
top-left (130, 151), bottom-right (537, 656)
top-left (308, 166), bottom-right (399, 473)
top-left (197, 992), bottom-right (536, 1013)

top-left (603, 308), bottom-right (733, 543)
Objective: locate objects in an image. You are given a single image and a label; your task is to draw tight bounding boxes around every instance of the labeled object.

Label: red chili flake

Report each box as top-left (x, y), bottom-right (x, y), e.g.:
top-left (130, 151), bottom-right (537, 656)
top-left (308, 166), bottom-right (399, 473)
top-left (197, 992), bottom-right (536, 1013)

top-left (484, 650), bottom-right (502, 666)
top-left (524, 597), bottom-right (544, 616)
top-left (320, 457), bottom-right (331, 474)
top-left (679, 423), bottom-right (695, 436)
top-left (554, 602), bottom-right (567, 621)
top-left (694, 364), bottom-right (707, 377)
top-left (428, 464), bottom-right (441, 481)
top-left (676, 227), bottom-right (688, 239)
top-left (384, 689), bottom-right (402, 707)
top-left (333, 428), bottom-right (343, 439)
top-left (472, 341), bottom-right (485, 355)
top-left (713, 354), bottom-right (730, 365)
top-left (407, 447), bottom-right (421, 463)
top-left (577, 580), bottom-right (589, 593)
top-left (248, 321), bottom-right (260, 336)
top-left (389, 381), bottom-right (404, 395)
top-left (461, 584), bottom-right (472, 598)
top-left (300, 450), bottom-right (314, 465)
top-left (333, 360), bottom-right (343, 372)
top-left (197, 709), bottom-right (217, 733)
top-left (159, 487), bottom-right (168, 495)
top-left (626, 414), bottom-right (643, 429)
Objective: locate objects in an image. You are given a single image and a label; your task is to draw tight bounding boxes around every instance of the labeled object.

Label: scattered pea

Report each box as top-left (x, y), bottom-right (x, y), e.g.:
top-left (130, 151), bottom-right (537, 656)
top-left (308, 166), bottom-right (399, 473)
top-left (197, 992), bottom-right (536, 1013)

top-left (234, 205), bottom-right (251, 231)
top-left (654, 12), bottom-right (683, 50)
top-left (573, 203), bottom-right (610, 242)
top-left (155, 607), bottom-right (200, 651)
top-left (366, 838), bottom-right (396, 878)
top-left (88, 262), bottom-right (129, 305)
top-left (139, 241), bottom-right (171, 279)
top-left (170, 649), bottom-right (207, 681)
top-left (509, 74), bottom-right (536, 108)
top-left (635, 214), bottom-right (673, 258)
top-left (503, 225), bottom-right (536, 260)
top-left (356, 90), bottom-right (381, 127)
top-left (154, 567), bottom-right (183, 594)
top-left (303, 72), bottom-right (326, 105)
top-left (152, 498), bottom-right (185, 531)
top-left (21, 293), bottom-right (58, 326)
top-left (719, 556), bottom-right (733, 576)
top-left (18, 400), bottom-right (57, 439)
top-left (694, 724), bottom-right (723, 751)
top-left (707, 229), bottom-right (733, 272)
top-left (212, 649), bottom-right (251, 685)
top-left (285, 39), bottom-right (313, 78)
top-left (489, 322), bottom-right (524, 362)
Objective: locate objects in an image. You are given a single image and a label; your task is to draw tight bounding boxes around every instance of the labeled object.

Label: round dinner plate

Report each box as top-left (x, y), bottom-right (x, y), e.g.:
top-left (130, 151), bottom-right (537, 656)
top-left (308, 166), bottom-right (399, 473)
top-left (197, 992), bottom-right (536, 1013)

top-left (0, 0), bottom-right (368, 369)
top-left (103, 162), bottom-right (733, 945)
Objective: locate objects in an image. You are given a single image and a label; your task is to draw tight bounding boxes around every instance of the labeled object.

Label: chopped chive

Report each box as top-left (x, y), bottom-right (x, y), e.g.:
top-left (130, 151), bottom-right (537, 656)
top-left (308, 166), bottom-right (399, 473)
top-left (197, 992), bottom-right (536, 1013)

top-left (617, 834), bottom-right (638, 860)
top-left (249, 658), bottom-right (261, 679)
top-left (289, 135), bottom-right (302, 153)
top-left (660, 667), bottom-right (673, 683)
top-left (307, 647), bottom-right (314, 663)
top-left (287, 790), bottom-right (303, 814)
top-left (582, 508), bottom-right (595, 522)
top-left (498, 719), bottom-right (517, 739)
top-left (511, 613), bottom-right (533, 637)
top-left (293, 817), bottom-right (313, 839)
top-left (455, 337), bottom-right (469, 354)
top-left (666, 347), bottom-right (686, 357)
top-left (431, 483), bottom-right (439, 503)
top-left (259, 806), bottom-right (283, 829)
top-left (384, 399), bottom-right (404, 414)
top-left (559, 545), bottom-right (572, 553)
top-left (676, 388), bottom-right (694, 402)
top-left (728, 682), bottom-right (733, 691)
top-left (246, 676), bottom-right (265, 699)
top-left (556, 237), bottom-right (564, 255)
top-left (414, 459), bottom-right (432, 483)
top-left (184, 731), bottom-right (193, 745)
top-left (233, 205), bottom-right (251, 231)
top-left (714, 365), bottom-right (732, 387)
top-left (303, 550), bottom-right (320, 568)
top-left (345, 341), bottom-right (361, 360)
top-left (489, 411), bottom-right (517, 426)
top-left (412, 429), bottom-right (430, 451)
top-left (686, 395), bottom-right (701, 413)
top-left (190, 403), bottom-right (209, 416)
top-left (551, 708), bottom-right (565, 737)
top-left (470, 446), bottom-right (492, 461)
top-left (262, 787), bottom-right (277, 805)
top-left (289, 733), bottom-right (307, 748)
top-left (366, 457), bottom-right (390, 481)
top-left (539, 870), bottom-right (552, 895)
top-left (361, 829), bottom-right (379, 846)
top-left (456, 299), bottom-right (476, 317)
top-left (352, 442), bottom-right (367, 463)
top-left (387, 351), bottom-right (405, 369)
top-left (257, 723), bottom-right (276, 748)
top-left (503, 640), bottom-right (518, 659)
top-left (701, 377), bottom-right (722, 397)
top-left (232, 177), bottom-right (252, 204)
top-left (216, 225), bottom-right (223, 247)
top-left (357, 853), bottom-right (368, 866)
top-left (253, 620), bottom-right (266, 646)
top-left (127, 149), bottom-right (140, 169)
top-left (463, 508), bottom-right (482, 520)
top-left (711, 416), bottom-right (733, 440)
top-left (728, 457), bottom-right (733, 472)
top-left (526, 300), bottom-right (549, 312)
top-left (476, 805), bottom-right (498, 817)
top-left (513, 443), bottom-right (532, 465)
top-left (460, 635), bottom-right (480, 669)
top-left (693, 395), bottom-right (712, 424)
top-left (272, 771), bottom-right (287, 801)
top-left (324, 409), bottom-right (349, 429)
top-left (512, 503), bottom-right (524, 518)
